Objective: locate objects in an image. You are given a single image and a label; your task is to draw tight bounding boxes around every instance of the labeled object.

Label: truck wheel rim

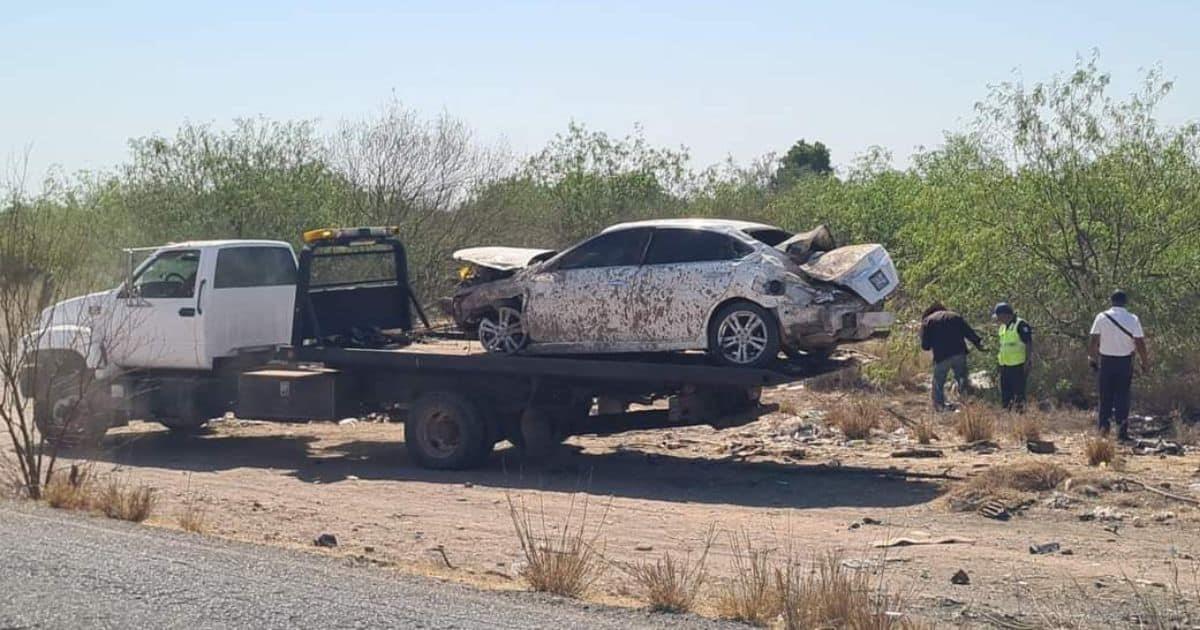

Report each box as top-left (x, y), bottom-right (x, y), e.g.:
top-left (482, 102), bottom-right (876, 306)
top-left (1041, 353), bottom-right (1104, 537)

top-left (420, 409), bottom-right (463, 458)
top-left (717, 311), bottom-right (768, 364)
top-left (478, 307), bottom-right (526, 354)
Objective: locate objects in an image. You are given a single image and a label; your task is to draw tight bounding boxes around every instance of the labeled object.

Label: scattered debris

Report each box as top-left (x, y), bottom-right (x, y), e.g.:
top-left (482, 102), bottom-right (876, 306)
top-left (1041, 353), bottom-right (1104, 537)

top-left (957, 440), bottom-right (1000, 454)
top-left (1120, 477), bottom-right (1200, 506)
top-left (634, 543), bottom-right (654, 551)
top-left (979, 500), bottom-right (1011, 521)
top-left (1128, 415), bottom-right (1171, 439)
top-left (1060, 549), bottom-right (1074, 556)
top-left (1029, 542), bottom-right (1060, 555)
top-left (1087, 506), bottom-right (1128, 522)
top-left (431, 544), bottom-right (454, 569)
top-left (1043, 493), bottom-right (1074, 510)
top-left (337, 418), bottom-right (358, 426)
top-left (951, 569), bottom-right (971, 585)
top-left (314, 533), bottom-right (338, 547)
top-left (1152, 511), bottom-right (1176, 522)
top-left (1131, 439), bottom-right (1184, 456)
top-left (872, 536), bottom-right (976, 548)
top-left (890, 448), bottom-right (944, 458)
top-left (849, 516), bottom-right (884, 530)
top-left (1026, 440), bottom-right (1057, 455)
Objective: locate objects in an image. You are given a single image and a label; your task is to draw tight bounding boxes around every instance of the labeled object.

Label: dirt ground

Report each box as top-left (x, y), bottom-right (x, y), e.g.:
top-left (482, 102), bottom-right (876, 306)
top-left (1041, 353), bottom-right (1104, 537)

top-left (59, 377), bottom-right (1200, 628)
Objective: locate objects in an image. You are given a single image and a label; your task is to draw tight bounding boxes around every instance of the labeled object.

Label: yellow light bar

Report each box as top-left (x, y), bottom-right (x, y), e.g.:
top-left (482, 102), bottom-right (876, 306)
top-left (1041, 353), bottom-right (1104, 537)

top-left (302, 226), bottom-right (400, 244)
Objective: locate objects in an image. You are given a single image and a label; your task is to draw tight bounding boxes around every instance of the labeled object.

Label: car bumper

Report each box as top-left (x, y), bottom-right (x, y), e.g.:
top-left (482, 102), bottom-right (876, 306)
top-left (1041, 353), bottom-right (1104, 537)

top-left (777, 305), bottom-right (895, 350)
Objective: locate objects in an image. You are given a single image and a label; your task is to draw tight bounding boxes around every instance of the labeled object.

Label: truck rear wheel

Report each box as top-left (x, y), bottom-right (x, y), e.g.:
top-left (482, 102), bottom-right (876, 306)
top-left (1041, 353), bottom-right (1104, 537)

top-left (405, 392), bottom-right (490, 470)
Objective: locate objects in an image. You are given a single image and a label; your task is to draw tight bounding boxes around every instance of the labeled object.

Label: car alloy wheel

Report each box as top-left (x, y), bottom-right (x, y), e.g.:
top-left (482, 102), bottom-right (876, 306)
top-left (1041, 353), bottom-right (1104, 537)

top-left (478, 306), bottom-right (527, 354)
top-left (716, 310), bottom-right (770, 365)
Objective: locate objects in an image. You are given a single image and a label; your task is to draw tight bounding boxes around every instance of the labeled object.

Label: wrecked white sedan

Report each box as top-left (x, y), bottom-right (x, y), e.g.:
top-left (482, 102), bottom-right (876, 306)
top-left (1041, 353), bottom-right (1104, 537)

top-left (444, 219), bottom-right (897, 368)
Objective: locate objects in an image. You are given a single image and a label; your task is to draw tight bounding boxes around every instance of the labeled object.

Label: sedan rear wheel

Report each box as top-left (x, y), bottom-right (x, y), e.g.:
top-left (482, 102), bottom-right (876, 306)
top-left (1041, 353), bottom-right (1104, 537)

top-left (478, 305), bottom-right (528, 354)
top-left (709, 301), bottom-right (781, 368)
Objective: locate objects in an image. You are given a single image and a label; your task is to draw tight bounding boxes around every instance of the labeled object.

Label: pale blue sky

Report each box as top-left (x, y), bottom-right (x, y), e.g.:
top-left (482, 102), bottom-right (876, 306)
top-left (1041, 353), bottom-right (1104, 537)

top-left (2, 0), bottom-right (1197, 180)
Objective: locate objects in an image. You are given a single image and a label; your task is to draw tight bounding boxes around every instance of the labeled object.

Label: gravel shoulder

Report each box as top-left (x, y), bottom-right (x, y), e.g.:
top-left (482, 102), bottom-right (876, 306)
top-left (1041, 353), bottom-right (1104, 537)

top-left (0, 500), bottom-right (733, 629)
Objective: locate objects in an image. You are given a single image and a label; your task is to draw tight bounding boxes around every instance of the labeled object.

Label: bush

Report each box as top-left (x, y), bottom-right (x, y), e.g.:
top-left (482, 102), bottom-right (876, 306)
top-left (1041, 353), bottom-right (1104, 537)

top-left (507, 494), bottom-right (607, 598)
top-left (955, 405), bottom-right (997, 443)
top-left (623, 527), bottom-right (714, 613)
top-left (948, 461), bottom-right (1070, 511)
top-left (1085, 437), bottom-right (1118, 467)
top-left (826, 399), bottom-right (883, 441)
top-left (777, 553), bottom-right (927, 630)
top-left (713, 532), bottom-right (780, 625)
top-left (97, 477), bottom-right (156, 522)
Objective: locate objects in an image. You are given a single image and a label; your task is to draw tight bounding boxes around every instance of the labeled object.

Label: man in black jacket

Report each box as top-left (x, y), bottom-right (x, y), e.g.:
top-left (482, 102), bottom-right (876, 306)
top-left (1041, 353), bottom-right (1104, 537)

top-left (921, 303), bottom-right (984, 411)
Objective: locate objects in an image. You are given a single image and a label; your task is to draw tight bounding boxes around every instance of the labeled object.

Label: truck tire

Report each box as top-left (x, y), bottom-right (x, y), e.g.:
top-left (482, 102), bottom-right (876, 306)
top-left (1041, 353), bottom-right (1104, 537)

top-left (32, 355), bottom-right (108, 450)
top-left (405, 392), bottom-right (490, 470)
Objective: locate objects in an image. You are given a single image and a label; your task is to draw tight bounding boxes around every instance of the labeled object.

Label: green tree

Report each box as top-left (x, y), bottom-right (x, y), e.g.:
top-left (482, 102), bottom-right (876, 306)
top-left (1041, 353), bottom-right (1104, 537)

top-left (771, 139), bottom-right (832, 189)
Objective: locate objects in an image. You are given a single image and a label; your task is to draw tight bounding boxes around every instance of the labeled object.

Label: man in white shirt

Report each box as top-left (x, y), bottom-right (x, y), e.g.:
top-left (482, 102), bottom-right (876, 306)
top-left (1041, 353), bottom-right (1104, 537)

top-left (1087, 290), bottom-right (1151, 440)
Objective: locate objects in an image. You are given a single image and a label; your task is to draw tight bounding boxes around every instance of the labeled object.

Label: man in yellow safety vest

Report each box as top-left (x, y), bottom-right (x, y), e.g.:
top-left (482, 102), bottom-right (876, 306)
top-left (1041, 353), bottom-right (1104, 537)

top-left (994, 302), bottom-right (1033, 410)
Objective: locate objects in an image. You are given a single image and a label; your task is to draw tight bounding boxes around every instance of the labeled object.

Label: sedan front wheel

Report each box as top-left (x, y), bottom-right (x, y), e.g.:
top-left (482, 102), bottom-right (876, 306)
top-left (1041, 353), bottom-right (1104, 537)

top-left (478, 305), bottom-right (528, 354)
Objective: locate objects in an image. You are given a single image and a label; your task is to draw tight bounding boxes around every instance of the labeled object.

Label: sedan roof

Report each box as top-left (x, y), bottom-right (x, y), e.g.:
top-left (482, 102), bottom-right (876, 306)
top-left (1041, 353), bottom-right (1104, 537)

top-left (602, 218), bottom-right (782, 234)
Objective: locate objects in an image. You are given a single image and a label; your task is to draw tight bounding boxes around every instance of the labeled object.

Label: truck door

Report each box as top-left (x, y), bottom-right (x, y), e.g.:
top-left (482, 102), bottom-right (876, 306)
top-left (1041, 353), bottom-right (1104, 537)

top-left (199, 245), bottom-right (297, 367)
top-left (107, 248), bottom-right (205, 370)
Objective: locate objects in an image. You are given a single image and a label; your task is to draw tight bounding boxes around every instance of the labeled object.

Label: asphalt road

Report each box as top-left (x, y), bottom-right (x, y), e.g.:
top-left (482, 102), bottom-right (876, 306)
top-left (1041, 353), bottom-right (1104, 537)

top-left (0, 501), bottom-right (733, 629)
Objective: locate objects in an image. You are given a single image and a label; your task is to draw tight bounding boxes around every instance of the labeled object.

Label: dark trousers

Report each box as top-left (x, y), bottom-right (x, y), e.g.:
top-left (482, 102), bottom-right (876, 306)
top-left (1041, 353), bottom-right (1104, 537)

top-left (999, 364), bottom-right (1027, 410)
top-left (1097, 355), bottom-right (1133, 435)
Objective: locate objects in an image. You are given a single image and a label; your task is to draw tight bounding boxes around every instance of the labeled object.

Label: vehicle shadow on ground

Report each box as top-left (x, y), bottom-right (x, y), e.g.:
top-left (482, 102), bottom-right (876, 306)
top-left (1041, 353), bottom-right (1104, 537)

top-left (92, 425), bottom-right (943, 511)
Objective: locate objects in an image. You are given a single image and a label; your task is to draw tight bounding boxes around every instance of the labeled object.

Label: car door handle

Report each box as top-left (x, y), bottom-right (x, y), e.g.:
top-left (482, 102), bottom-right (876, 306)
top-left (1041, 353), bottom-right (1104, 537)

top-left (178, 307), bottom-right (196, 317)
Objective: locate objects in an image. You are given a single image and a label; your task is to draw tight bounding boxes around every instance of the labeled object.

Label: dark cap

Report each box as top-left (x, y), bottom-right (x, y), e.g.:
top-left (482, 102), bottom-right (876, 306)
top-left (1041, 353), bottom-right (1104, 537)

top-left (993, 302), bottom-right (1014, 316)
top-left (1111, 290), bottom-right (1128, 306)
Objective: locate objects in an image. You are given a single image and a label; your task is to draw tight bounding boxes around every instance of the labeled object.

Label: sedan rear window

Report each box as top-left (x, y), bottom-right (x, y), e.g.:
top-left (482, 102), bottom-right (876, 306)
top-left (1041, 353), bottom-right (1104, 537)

top-left (644, 228), bottom-right (752, 265)
top-left (743, 227), bottom-right (793, 247)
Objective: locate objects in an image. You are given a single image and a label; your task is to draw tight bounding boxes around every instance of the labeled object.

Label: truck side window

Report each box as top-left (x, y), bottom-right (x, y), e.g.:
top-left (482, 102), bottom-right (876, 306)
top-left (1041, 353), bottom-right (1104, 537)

top-left (214, 247), bottom-right (298, 289)
top-left (132, 250), bottom-right (201, 298)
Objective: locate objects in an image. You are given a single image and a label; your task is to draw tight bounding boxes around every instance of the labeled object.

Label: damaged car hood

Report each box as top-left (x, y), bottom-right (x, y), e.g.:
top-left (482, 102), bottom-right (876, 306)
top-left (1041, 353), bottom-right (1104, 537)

top-left (452, 247), bottom-right (556, 271)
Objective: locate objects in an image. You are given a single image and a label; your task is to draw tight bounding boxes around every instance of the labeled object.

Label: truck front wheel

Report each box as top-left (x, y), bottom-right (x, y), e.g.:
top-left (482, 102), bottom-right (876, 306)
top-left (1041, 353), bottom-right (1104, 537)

top-left (405, 392), bottom-right (490, 470)
top-left (32, 358), bottom-right (108, 450)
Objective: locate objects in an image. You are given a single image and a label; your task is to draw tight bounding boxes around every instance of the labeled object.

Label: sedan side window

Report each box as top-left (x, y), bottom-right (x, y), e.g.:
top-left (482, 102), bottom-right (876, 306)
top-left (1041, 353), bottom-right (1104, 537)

top-left (553, 229), bottom-right (651, 271)
top-left (644, 229), bottom-right (751, 265)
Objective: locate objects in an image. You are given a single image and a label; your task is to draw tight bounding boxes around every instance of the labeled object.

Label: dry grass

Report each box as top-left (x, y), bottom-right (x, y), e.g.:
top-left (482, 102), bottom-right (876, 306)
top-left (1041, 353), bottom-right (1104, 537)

top-left (507, 493), bottom-right (608, 598)
top-left (43, 464), bottom-right (93, 510)
top-left (96, 477), bottom-right (156, 522)
top-left (948, 461), bottom-right (1071, 511)
top-left (1085, 436), bottom-right (1118, 467)
top-left (826, 399), bottom-right (882, 441)
top-left (624, 526), bottom-right (715, 613)
top-left (713, 532), bottom-right (781, 625)
top-left (913, 418), bottom-right (937, 445)
top-left (178, 499), bottom-right (207, 533)
top-left (955, 404), bottom-right (997, 443)
top-left (1010, 414), bottom-right (1043, 443)
top-left (777, 553), bottom-right (927, 630)
top-left (41, 467), bottom-right (156, 522)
